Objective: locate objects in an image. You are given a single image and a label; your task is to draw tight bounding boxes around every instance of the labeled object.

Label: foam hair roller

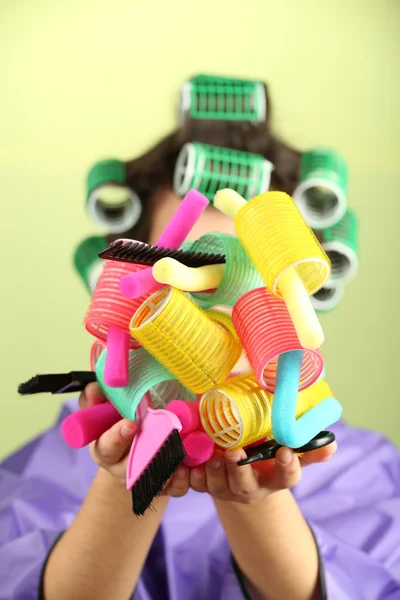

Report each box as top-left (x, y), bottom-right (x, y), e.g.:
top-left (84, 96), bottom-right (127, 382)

top-left (179, 74), bottom-right (267, 123)
top-left (73, 235), bottom-right (107, 294)
top-left (95, 347), bottom-right (196, 420)
top-left (213, 189), bottom-right (329, 349)
top-left (186, 233), bottom-right (264, 308)
top-left (232, 287), bottom-right (324, 393)
top-left (182, 431), bottom-right (215, 467)
top-left (86, 159), bottom-right (142, 233)
top-left (62, 401), bottom-right (122, 449)
top-left (319, 208), bottom-right (359, 284)
top-left (129, 286), bottom-right (242, 394)
top-left (173, 143), bottom-right (273, 202)
top-left (293, 148), bottom-right (348, 229)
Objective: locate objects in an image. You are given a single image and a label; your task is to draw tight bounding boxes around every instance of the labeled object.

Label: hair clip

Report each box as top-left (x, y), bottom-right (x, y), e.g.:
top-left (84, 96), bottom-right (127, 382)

top-left (18, 371), bottom-right (97, 395)
top-left (237, 431), bottom-right (336, 466)
top-left (86, 159), bottom-right (142, 234)
top-left (173, 142), bottom-right (273, 202)
top-left (98, 239), bottom-right (226, 267)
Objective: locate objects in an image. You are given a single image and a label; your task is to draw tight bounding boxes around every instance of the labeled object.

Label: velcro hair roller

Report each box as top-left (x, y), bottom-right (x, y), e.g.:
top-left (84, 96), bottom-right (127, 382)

top-left (173, 142), bottom-right (274, 202)
top-left (86, 159), bottom-right (142, 233)
top-left (179, 74), bottom-right (267, 124)
top-left (95, 347), bottom-right (196, 420)
top-left (129, 286), bottom-right (242, 394)
top-left (232, 288), bottom-right (324, 393)
top-left (311, 281), bottom-right (346, 312)
top-left (73, 235), bottom-right (107, 294)
top-left (293, 148), bottom-right (348, 229)
top-left (319, 208), bottom-right (359, 284)
top-left (187, 233), bottom-right (264, 308)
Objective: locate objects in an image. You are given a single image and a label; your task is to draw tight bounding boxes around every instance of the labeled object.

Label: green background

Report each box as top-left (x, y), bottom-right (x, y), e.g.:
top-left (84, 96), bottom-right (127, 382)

top-left (1, 0), bottom-right (399, 458)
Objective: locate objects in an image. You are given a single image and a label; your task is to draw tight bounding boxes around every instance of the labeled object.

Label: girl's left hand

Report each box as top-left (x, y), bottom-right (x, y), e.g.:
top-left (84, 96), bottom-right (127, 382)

top-left (186, 442), bottom-right (337, 503)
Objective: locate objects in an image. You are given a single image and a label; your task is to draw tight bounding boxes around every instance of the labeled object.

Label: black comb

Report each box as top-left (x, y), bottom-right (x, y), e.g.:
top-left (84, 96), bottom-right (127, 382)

top-left (18, 371), bottom-right (97, 395)
top-left (237, 431), bottom-right (336, 466)
top-left (98, 240), bottom-right (226, 268)
top-left (131, 429), bottom-right (186, 516)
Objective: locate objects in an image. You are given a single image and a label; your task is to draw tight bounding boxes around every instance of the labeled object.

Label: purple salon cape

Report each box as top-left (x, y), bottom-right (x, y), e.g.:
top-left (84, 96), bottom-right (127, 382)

top-left (1, 400), bottom-right (400, 600)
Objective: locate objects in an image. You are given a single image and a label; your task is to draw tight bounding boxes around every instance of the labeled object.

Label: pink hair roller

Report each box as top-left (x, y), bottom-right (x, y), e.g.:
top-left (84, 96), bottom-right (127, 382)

top-left (90, 340), bottom-right (106, 371)
top-left (120, 189), bottom-right (209, 299)
top-left (166, 400), bottom-right (200, 436)
top-left (182, 431), bottom-right (215, 467)
top-left (61, 402), bottom-right (122, 449)
top-left (232, 287), bottom-right (324, 393)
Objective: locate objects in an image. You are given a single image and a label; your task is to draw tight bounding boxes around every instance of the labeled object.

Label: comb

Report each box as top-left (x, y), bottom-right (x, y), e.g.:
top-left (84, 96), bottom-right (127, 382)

top-left (98, 240), bottom-right (226, 268)
top-left (18, 372), bottom-right (97, 395)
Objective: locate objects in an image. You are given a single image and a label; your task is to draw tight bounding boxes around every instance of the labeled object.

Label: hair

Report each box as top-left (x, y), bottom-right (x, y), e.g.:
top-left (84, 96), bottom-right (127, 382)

top-left (107, 88), bottom-right (301, 245)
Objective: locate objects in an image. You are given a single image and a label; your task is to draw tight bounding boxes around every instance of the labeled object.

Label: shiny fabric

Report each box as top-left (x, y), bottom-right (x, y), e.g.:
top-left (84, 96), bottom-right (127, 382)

top-left (1, 399), bottom-right (400, 599)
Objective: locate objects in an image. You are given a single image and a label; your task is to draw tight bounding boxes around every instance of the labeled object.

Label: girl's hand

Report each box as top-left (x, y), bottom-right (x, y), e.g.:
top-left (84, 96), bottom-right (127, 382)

top-left (188, 442), bottom-right (337, 504)
top-left (78, 383), bottom-right (191, 498)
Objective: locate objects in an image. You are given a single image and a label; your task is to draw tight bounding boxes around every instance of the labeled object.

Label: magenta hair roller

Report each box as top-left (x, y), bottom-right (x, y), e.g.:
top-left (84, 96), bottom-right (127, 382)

top-left (119, 190), bottom-right (209, 299)
top-left (167, 400), bottom-right (200, 436)
top-left (183, 431), bottom-right (215, 467)
top-left (61, 402), bottom-right (122, 449)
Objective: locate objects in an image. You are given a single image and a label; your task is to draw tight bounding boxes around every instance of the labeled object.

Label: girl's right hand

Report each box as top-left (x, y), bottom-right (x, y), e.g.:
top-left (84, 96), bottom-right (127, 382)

top-left (78, 382), bottom-right (191, 498)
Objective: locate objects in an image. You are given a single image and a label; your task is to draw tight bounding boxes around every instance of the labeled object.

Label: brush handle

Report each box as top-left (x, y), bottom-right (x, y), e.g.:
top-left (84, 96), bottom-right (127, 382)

top-left (61, 402), bottom-right (122, 448)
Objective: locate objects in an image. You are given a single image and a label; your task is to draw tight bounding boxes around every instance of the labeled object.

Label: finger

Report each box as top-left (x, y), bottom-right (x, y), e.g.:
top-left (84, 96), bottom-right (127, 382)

top-left (205, 450), bottom-right (229, 496)
top-left (90, 419), bottom-right (137, 467)
top-left (264, 447), bottom-right (302, 491)
top-left (189, 464), bottom-right (207, 493)
top-left (165, 465), bottom-right (190, 498)
top-left (79, 382), bottom-right (107, 410)
top-left (225, 449), bottom-right (260, 499)
top-left (299, 441), bottom-right (337, 467)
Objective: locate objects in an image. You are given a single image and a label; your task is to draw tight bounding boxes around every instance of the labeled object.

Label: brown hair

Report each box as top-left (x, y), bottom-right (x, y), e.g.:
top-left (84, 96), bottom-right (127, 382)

top-left (108, 92), bottom-right (301, 245)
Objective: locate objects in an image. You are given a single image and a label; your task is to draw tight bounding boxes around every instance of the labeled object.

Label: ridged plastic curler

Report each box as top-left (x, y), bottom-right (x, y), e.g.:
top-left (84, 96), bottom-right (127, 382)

top-left (90, 340), bottom-right (106, 371)
top-left (119, 189), bottom-right (209, 299)
top-left (319, 208), bottom-right (359, 284)
top-left (311, 281), bottom-right (346, 312)
top-left (73, 235), bottom-right (107, 294)
top-left (179, 74), bottom-right (267, 124)
top-left (293, 148), bottom-right (348, 229)
top-left (232, 287), bottom-right (324, 393)
top-left (152, 258), bottom-right (224, 292)
top-left (271, 350), bottom-right (342, 449)
top-left (173, 142), bottom-right (273, 202)
top-left (213, 189), bottom-right (329, 349)
top-left (86, 159), bottom-right (142, 234)
top-left (187, 233), bottom-right (264, 308)
top-left (95, 347), bottom-right (196, 420)
top-left (85, 249), bottom-right (149, 386)
top-left (129, 286), bottom-right (242, 394)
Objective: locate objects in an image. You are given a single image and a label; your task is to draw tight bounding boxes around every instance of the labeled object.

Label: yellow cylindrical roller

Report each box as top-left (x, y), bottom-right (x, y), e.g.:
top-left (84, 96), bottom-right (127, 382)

top-left (152, 257), bottom-right (225, 292)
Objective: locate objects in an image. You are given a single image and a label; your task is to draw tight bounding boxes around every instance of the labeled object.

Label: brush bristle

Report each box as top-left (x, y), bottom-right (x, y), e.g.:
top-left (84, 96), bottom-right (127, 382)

top-left (98, 240), bottom-right (226, 268)
top-left (18, 376), bottom-right (40, 395)
top-left (131, 430), bottom-right (186, 516)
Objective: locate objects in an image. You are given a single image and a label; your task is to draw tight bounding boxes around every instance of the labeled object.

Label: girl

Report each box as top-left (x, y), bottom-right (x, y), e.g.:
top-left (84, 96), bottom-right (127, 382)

top-left (1, 89), bottom-right (400, 600)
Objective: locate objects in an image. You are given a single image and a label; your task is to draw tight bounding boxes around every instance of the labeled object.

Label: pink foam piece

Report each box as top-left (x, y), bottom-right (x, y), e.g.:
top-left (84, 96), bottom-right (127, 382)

top-left (126, 408), bottom-right (182, 489)
top-left (61, 402), bottom-right (122, 449)
top-left (120, 189), bottom-right (209, 299)
top-left (183, 431), bottom-right (215, 467)
top-left (167, 400), bottom-right (200, 436)
top-left (104, 327), bottom-right (130, 387)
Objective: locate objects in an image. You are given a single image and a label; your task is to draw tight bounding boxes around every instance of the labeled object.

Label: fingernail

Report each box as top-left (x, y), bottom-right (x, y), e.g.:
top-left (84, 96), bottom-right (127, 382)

top-left (211, 458), bottom-right (223, 469)
top-left (277, 449), bottom-right (294, 466)
top-left (121, 425), bottom-right (135, 439)
top-left (225, 451), bottom-right (242, 464)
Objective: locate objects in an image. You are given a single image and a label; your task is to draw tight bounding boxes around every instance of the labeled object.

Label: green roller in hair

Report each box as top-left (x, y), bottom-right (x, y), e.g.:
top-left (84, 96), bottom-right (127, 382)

top-left (320, 208), bottom-right (359, 284)
top-left (86, 159), bottom-right (142, 234)
top-left (173, 142), bottom-right (274, 202)
top-left (311, 281), bottom-right (345, 313)
top-left (187, 233), bottom-right (264, 309)
top-left (293, 148), bottom-right (348, 229)
top-left (179, 74), bottom-right (267, 123)
top-left (73, 235), bottom-right (108, 293)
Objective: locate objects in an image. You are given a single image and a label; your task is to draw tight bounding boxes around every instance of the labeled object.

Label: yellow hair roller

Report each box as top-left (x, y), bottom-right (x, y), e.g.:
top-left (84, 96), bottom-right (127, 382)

top-left (129, 286), bottom-right (242, 394)
top-left (213, 189), bottom-right (330, 350)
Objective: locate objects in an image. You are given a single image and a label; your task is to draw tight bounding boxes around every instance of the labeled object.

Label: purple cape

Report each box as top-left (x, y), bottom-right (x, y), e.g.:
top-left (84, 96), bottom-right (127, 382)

top-left (1, 399), bottom-right (400, 600)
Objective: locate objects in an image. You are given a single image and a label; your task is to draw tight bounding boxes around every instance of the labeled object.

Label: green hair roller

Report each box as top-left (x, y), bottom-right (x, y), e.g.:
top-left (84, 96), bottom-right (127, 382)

top-left (293, 148), bottom-right (348, 229)
top-left (187, 233), bottom-right (264, 309)
top-left (179, 74), bottom-right (267, 123)
top-left (320, 208), bottom-right (359, 284)
top-left (173, 142), bottom-right (274, 202)
top-left (95, 347), bottom-right (196, 421)
top-left (86, 159), bottom-right (142, 234)
top-left (73, 235), bottom-right (108, 293)
top-left (311, 281), bottom-right (345, 313)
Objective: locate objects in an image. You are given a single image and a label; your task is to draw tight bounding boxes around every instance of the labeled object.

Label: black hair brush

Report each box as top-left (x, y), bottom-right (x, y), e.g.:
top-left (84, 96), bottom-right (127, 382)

top-left (98, 239), bottom-right (226, 268)
top-left (18, 371), bottom-right (97, 395)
